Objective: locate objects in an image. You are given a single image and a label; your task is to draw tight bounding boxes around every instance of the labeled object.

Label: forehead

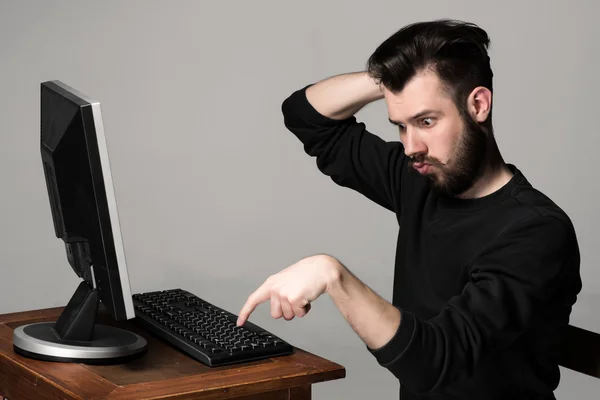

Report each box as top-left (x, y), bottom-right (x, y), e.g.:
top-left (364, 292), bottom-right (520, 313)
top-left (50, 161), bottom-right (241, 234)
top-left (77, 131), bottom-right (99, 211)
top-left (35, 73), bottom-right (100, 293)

top-left (384, 71), bottom-right (454, 121)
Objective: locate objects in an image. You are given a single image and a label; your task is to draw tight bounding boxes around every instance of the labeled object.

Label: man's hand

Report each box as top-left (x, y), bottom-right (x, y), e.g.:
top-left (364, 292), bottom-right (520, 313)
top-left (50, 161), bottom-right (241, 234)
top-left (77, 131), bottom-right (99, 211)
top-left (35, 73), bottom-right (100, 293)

top-left (236, 254), bottom-right (341, 326)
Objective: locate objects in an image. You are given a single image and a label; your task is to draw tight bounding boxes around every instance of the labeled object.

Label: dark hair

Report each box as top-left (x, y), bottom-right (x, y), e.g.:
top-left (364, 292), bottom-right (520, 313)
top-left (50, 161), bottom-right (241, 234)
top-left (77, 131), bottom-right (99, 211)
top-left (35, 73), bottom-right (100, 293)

top-left (367, 19), bottom-right (494, 128)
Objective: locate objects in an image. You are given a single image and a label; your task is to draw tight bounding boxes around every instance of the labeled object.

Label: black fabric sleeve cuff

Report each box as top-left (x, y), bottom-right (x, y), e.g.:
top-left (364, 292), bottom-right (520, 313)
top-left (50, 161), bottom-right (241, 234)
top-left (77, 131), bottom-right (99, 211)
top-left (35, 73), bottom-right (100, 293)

top-left (367, 309), bottom-right (416, 366)
top-left (282, 84), bottom-right (357, 127)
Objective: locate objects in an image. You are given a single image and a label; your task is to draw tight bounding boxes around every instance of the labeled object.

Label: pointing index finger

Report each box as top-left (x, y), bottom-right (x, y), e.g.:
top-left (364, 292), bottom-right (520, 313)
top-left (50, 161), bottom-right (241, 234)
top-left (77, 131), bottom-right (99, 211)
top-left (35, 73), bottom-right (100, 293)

top-left (236, 283), bottom-right (272, 326)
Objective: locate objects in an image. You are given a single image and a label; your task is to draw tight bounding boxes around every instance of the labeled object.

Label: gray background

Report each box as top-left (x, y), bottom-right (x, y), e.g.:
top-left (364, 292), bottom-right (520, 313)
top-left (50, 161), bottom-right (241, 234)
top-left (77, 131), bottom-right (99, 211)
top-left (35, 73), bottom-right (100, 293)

top-left (1, 0), bottom-right (598, 398)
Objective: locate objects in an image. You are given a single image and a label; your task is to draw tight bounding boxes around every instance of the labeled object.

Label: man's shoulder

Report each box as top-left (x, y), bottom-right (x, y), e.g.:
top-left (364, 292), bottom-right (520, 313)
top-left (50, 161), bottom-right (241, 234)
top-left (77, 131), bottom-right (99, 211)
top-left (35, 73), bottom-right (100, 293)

top-left (509, 169), bottom-right (572, 225)
top-left (496, 167), bottom-right (576, 245)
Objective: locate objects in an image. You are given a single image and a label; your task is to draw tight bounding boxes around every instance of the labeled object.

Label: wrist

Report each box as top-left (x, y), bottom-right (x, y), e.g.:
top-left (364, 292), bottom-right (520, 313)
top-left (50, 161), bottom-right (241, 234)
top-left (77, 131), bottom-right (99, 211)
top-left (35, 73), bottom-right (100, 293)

top-left (321, 255), bottom-right (344, 294)
top-left (363, 71), bottom-right (385, 101)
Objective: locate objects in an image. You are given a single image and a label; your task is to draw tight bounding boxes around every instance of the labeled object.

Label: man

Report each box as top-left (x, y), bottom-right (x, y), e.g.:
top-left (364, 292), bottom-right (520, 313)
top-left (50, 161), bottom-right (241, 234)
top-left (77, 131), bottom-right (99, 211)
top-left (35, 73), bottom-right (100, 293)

top-left (236, 19), bottom-right (582, 400)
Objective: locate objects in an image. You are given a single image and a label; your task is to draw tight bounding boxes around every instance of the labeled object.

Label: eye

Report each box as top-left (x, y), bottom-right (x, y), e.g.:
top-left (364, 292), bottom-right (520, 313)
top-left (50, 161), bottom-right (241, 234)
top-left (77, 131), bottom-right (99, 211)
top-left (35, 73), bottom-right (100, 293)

top-left (420, 117), bottom-right (435, 127)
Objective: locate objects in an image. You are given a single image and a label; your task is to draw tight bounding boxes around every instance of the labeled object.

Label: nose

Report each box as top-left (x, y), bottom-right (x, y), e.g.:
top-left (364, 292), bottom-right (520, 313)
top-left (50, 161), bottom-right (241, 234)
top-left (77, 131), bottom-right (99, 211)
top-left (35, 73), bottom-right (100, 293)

top-left (402, 129), bottom-right (427, 160)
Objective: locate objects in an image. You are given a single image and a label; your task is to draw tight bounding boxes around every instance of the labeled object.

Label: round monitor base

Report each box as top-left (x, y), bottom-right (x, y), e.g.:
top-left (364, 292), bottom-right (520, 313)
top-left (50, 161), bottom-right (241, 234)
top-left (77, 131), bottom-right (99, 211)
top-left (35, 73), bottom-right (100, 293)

top-left (12, 322), bottom-right (147, 365)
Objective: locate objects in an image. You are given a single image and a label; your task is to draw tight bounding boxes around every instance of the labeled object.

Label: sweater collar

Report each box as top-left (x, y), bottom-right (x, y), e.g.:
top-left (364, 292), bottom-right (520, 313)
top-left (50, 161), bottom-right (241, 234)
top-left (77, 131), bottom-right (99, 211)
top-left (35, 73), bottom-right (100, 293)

top-left (435, 164), bottom-right (527, 211)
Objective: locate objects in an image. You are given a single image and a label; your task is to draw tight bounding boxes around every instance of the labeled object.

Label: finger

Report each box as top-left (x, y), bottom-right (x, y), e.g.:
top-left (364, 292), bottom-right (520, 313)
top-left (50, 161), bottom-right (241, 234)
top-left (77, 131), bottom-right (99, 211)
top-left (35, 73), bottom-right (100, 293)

top-left (292, 302), bottom-right (311, 318)
top-left (237, 283), bottom-right (272, 326)
top-left (271, 293), bottom-right (283, 319)
top-left (280, 297), bottom-right (295, 321)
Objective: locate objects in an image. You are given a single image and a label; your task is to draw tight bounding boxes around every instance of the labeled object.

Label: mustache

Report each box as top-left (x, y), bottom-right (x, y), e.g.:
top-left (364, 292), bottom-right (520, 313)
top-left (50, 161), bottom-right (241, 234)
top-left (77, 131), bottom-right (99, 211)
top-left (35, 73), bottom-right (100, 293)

top-left (408, 156), bottom-right (444, 168)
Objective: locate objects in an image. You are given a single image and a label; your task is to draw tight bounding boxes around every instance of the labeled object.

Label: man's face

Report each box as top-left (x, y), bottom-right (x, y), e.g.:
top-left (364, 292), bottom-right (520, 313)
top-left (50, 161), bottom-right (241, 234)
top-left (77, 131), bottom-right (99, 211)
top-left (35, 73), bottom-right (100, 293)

top-left (383, 70), bottom-right (487, 197)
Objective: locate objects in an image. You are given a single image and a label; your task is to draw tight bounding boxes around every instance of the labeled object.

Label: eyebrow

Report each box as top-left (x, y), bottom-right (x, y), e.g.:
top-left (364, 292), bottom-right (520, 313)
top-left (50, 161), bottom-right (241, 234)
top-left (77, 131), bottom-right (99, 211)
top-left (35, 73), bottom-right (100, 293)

top-left (388, 109), bottom-right (439, 126)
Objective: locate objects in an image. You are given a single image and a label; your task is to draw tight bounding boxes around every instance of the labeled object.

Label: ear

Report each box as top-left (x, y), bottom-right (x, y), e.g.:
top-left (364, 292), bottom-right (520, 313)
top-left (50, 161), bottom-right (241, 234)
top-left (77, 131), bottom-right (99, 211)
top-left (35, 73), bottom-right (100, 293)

top-left (467, 86), bottom-right (492, 123)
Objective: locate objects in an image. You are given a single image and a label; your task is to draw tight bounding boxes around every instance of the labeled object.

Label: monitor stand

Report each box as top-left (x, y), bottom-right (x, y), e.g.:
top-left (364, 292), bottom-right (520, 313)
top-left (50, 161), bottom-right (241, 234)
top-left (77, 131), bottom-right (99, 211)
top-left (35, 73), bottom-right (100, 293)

top-left (12, 281), bottom-right (148, 364)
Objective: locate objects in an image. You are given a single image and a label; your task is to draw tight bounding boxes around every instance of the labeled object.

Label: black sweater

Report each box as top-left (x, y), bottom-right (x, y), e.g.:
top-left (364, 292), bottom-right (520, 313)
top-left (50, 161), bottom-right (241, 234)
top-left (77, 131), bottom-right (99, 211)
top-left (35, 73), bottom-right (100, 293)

top-left (281, 85), bottom-right (582, 400)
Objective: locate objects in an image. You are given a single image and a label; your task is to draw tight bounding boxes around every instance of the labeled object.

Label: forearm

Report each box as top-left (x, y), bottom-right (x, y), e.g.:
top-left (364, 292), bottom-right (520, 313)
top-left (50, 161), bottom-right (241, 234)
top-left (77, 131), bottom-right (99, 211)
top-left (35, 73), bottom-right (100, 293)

top-left (305, 71), bottom-right (384, 120)
top-left (325, 257), bottom-right (401, 350)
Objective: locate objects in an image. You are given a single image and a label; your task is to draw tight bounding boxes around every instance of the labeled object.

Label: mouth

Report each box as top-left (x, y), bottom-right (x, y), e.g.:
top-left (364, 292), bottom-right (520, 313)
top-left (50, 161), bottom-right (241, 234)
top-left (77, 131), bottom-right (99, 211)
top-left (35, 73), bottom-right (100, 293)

top-left (412, 162), bottom-right (432, 174)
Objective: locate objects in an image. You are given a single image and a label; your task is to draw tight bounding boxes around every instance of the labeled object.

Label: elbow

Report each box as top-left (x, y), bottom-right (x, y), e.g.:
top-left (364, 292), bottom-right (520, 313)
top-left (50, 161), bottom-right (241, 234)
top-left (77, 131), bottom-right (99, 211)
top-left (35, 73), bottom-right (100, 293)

top-left (280, 92), bottom-right (294, 120)
top-left (377, 316), bottom-right (482, 396)
top-left (386, 364), bottom-right (440, 395)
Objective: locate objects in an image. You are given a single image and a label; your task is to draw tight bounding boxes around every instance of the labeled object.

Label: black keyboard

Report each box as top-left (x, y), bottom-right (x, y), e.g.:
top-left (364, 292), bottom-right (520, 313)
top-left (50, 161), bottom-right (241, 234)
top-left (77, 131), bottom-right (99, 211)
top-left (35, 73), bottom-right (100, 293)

top-left (132, 288), bottom-right (294, 366)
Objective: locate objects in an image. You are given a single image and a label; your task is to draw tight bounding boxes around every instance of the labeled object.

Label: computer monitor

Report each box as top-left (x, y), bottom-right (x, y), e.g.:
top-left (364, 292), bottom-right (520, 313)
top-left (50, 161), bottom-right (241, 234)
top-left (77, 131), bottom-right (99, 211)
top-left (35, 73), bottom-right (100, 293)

top-left (12, 80), bottom-right (147, 364)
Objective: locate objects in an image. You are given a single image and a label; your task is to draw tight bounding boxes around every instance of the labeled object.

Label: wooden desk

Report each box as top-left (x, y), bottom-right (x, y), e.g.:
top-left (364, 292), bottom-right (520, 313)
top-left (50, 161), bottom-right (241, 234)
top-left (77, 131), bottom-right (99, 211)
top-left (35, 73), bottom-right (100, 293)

top-left (0, 307), bottom-right (345, 399)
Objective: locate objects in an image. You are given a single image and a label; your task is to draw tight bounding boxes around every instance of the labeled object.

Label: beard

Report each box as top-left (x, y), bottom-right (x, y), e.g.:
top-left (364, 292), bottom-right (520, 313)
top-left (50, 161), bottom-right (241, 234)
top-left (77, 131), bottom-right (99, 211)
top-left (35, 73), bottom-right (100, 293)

top-left (409, 112), bottom-right (489, 197)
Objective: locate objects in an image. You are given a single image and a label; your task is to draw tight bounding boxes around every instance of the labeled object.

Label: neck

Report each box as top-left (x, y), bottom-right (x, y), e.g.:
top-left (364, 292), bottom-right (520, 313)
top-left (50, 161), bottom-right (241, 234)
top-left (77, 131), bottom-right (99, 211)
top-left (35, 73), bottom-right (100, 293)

top-left (457, 141), bottom-right (513, 200)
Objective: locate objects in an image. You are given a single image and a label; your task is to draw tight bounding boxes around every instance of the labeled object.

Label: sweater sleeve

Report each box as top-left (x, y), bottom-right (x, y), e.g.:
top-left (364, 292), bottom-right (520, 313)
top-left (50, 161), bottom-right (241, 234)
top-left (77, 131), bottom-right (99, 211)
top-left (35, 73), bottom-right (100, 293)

top-left (281, 84), bottom-right (407, 213)
top-left (367, 215), bottom-right (581, 394)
